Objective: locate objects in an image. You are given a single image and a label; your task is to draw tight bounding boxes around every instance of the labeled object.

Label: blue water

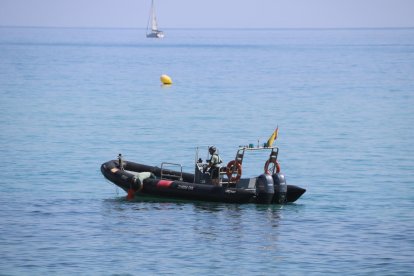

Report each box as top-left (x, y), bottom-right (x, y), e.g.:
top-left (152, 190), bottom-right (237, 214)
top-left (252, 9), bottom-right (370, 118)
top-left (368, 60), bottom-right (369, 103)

top-left (1, 27), bottom-right (414, 275)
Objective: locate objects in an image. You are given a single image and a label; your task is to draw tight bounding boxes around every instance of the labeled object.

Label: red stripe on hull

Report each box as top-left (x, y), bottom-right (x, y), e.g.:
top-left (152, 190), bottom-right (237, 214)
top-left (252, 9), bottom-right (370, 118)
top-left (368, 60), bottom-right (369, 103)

top-left (157, 180), bottom-right (173, 188)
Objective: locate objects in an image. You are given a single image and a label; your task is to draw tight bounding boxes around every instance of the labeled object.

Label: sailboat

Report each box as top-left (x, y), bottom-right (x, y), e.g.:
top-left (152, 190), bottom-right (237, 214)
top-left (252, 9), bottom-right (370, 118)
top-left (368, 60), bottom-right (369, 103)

top-left (146, 0), bottom-right (164, 38)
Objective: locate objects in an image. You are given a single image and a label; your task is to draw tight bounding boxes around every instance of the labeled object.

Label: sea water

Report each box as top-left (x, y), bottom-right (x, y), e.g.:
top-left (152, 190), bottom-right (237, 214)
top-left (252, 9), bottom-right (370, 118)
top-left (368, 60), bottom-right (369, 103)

top-left (0, 27), bottom-right (413, 275)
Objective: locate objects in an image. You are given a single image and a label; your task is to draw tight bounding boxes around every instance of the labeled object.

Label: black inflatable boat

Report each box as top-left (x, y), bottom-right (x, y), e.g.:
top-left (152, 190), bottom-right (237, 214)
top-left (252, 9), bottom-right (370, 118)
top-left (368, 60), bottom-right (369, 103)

top-left (101, 146), bottom-right (306, 204)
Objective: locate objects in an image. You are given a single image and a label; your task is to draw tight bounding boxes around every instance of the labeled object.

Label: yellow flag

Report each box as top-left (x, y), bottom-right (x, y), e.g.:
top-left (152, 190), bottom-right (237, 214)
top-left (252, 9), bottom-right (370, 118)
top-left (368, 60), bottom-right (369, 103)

top-left (266, 127), bottom-right (279, 147)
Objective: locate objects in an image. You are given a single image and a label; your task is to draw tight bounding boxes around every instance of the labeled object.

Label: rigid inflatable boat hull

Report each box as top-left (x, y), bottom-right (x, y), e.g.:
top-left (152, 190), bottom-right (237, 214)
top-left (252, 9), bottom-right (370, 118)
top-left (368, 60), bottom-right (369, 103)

top-left (101, 160), bottom-right (305, 204)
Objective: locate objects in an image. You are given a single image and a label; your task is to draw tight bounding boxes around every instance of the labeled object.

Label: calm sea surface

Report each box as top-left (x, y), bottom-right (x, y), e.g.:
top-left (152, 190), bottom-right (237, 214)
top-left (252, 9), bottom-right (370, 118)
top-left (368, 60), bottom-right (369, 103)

top-left (0, 27), bottom-right (413, 275)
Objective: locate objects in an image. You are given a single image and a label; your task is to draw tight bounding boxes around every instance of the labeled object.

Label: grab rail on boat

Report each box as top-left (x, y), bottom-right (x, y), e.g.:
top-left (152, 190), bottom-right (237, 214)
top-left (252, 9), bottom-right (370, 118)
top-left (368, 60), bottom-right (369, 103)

top-left (160, 162), bottom-right (183, 181)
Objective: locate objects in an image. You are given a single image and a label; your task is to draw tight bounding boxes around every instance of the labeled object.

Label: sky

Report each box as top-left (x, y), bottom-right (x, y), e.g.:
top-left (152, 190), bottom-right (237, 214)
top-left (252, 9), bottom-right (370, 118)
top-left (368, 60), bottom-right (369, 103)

top-left (0, 0), bottom-right (413, 29)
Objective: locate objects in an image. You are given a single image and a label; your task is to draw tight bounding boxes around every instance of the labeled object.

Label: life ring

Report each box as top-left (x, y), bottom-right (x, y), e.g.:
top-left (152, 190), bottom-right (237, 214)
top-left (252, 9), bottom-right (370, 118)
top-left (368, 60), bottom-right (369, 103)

top-left (264, 159), bottom-right (280, 174)
top-left (226, 160), bottom-right (242, 182)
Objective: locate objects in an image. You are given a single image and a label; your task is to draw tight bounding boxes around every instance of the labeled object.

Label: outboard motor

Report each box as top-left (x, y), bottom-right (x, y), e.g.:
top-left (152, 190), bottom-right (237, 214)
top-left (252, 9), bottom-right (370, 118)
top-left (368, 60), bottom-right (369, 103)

top-left (272, 173), bottom-right (287, 204)
top-left (255, 173), bottom-right (274, 204)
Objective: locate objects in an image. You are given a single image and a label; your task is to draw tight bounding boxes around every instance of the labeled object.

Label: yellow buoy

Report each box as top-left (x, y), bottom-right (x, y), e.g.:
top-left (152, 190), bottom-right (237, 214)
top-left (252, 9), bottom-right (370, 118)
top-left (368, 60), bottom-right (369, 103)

top-left (160, 74), bottom-right (172, 85)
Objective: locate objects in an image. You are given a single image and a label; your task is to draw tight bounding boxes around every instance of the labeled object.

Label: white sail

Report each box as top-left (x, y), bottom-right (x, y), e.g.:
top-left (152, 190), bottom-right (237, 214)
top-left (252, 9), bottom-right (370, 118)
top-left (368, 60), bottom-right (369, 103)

top-left (150, 1), bottom-right (158, 31)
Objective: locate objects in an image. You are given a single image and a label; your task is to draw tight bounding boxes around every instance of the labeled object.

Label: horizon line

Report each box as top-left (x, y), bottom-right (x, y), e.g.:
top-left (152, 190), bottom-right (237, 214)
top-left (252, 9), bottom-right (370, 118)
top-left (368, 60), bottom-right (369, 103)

top-left (1, 25), bottom-right (414, 31)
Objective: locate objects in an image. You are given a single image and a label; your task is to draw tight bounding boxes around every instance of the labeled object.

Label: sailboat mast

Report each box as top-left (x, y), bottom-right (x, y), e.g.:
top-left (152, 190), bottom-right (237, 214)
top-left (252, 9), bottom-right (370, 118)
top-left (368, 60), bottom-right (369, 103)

top-left (146, 0), bottom-right (154, 33)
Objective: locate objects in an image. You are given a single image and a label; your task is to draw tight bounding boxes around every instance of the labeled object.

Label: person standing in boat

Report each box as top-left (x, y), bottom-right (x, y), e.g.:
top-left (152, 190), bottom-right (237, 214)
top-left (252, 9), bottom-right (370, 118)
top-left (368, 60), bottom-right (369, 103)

top-left (205, 146), bottom-right (223, 186)
top-left (118, 153), bottom-right (124, 171)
